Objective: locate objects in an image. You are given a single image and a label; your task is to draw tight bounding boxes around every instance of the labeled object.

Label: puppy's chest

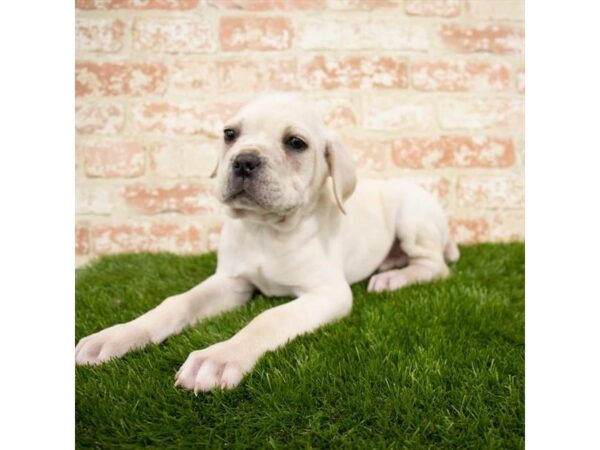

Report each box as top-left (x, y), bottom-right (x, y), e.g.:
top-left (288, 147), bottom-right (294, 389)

top-left (233, 257), bottom-right (296, 297)
top-left (229, 240), bottom-right (314, 297)
top-left (247, 264), bottom-right (293, 297)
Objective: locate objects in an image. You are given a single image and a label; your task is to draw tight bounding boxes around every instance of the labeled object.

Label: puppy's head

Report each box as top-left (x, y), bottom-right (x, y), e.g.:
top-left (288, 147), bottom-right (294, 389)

top-left (214, 94), bottom-right (356, 220)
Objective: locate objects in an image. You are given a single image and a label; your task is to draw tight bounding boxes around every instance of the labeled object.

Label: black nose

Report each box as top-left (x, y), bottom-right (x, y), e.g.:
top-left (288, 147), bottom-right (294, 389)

top-left (232, 153), bottom-right (261, 179)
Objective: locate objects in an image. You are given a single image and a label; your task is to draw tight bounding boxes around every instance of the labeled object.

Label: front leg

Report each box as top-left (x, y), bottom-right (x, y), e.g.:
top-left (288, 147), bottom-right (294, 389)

top-left (175, 282), bottom-right (352, 392)
top-left (75, 274), bottom-right (253, 365)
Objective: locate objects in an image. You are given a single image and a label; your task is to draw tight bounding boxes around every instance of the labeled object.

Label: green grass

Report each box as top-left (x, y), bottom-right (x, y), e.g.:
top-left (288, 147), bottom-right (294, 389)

top-left (76, 243), bottom-right (524, 449)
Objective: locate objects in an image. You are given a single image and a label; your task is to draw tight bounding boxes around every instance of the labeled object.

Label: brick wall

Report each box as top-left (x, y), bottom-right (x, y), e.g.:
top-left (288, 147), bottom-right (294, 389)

top-left (75, 0), bottom-right (525, 266)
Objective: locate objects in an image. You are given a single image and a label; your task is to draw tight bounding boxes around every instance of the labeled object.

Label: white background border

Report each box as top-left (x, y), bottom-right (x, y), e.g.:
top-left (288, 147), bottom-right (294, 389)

top-left (526, 1), bottom-right (600, 448)
top-left (0, 1), bottom-right (74, 448)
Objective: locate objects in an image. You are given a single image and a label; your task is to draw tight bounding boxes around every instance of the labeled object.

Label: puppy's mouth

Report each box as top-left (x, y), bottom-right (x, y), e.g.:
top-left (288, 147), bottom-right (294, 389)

top-left (226, 188), bottom-right (255, 203)
top-left (223, 179), bottom-right (261, 206)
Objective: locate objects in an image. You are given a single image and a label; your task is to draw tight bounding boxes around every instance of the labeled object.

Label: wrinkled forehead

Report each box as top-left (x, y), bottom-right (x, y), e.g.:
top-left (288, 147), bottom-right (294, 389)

top-left (226, 95), bottom-right (324, 138)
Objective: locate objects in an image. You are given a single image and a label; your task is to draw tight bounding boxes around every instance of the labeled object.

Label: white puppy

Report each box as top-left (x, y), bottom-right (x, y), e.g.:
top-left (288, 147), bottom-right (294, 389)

top-left (75, 94), bottom-right (459, 392)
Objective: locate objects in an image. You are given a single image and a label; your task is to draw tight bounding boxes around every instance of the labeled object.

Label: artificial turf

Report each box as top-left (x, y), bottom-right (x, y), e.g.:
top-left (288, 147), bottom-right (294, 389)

top-left (75, 242), bottom-right (524, 449)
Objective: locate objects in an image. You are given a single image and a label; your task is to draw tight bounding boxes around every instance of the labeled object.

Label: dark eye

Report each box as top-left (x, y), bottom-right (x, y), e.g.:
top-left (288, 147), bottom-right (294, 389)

top-left (224, 128), bottom-right (237, 143)
top-left (285, 136), bottom-right (308, 151)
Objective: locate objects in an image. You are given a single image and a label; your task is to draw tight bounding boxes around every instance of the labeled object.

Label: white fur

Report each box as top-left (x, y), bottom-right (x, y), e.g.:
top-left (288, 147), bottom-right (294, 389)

top-left (75, 94), bottom-right (459, 392)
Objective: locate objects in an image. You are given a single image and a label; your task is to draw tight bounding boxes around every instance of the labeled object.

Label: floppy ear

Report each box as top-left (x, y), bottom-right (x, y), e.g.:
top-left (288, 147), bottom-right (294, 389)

top-left (324, 130), bottom-right (357, 214)
top-left (209, 155), bottom-right (219, 179)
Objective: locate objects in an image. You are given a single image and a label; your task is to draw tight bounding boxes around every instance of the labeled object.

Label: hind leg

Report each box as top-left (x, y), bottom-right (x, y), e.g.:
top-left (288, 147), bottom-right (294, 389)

top-left (368, 231), bottom-right (449, 293)
top-left (377, 239), bottom-right (409, 272)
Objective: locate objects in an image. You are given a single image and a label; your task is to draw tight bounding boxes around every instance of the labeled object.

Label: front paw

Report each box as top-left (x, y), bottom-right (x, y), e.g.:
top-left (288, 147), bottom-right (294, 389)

top-left (175, 340), bottom-right (254, 393)
top-left (75, 323), bottom-right (149, 366)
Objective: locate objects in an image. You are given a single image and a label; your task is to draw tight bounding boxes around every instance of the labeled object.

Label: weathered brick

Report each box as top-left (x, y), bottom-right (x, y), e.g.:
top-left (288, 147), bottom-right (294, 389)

top-left (76, 62), bottom-right (167, 97)
top-left (76, 103), bottom-right (125, 135)
top-left (345, 138), bottom-right (389, 173)
top-left (76, 0), bottom-right (126, 8)
top-left (516, 138), bottom-right (525, 168)
top-left (84, 142), bottom-right (145, 178)
top-left (149, 141), bottom-right (218, 178)
top-left (210, 0), bottom-right (397, 8)
top-left (457, 175), bottom-right (524, 208)
top-left (517, 67), bottom-right (525, 93)
top-left (75, 145), bottom-right (83, 173)
top-left (326, 0), bottom-right (400, 9)
top-left (449, 212), bottom-right (524, 243)
top-left (208, 0), bottom-right (324, 9)
top-left (298, 18), bottom-right (429, 50)
top-left (218, 59), bottom-right (298, 92)
top-left (411, 59), bottom-right (510, 92)
top-left (76, 224), bottom-right (90, 255)
top-left (300, 55), bottom-right (407, 90)
top-left (404, 176), bottom-right (452, 207)
top-left (73, 0), bottom-right (525, 255)
top-left (440, 24), bottom-right (524, 55)
top-left (132, 101), bottom-right (240, 137)
top-left (311, 97), bottom-right (359, 128)
top-left (75, 18), bottom-right (125, 52)
top-left (92, 221), bottom-right (203, 254)
top-left (465, 0), bottom-right (524, 20)
top-left (170, 60), bottom-right (218, 92)
top-left (392, 135), bottom-right (515, 169)
top-left (363, 96), bottom-right (436, 130)
top-left (449, 217), bottom-right (489, 243)
top-left (122, 183), bottom-right (218, 214)
top-left (207, 223), bottom-right (223, 251)
top-left (76, 255), bottom-right (91, 268)
top-left (405, 0), bottom-right (460, 17)
top-left (133, 18), bottom-right (216, 53)
top-left (76, 183), bottom-right (116, 214)
top-left (437, 97), bottom-right (524, 130)
top-left (489, 212), bottom-right (524, 242)
top-left (76, 0), bottom-right (198, 9)
top-left (220, 17), bottom-right (293, 51)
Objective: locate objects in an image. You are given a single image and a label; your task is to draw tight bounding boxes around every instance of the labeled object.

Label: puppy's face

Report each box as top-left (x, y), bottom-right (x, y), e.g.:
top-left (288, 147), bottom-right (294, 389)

top-left (215, 95), bottom-right (330, 216)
